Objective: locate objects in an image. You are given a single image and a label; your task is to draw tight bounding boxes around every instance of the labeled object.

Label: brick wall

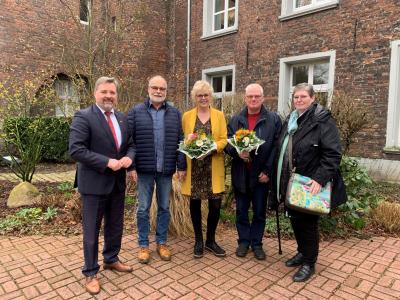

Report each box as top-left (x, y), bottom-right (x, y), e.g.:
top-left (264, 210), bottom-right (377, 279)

top-left (0, 0), bottom-right (171, 103)
top-left (187, 0), bottom-right (400, 160)
top-left (2, 0), bottom-right (400, 160)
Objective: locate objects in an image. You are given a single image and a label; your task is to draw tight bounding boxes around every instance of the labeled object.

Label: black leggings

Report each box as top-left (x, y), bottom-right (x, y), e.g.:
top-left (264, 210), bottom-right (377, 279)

top-left (189, 198), bottom-right (222, 242)
top-left (290, 215), bottom-right (319, 265)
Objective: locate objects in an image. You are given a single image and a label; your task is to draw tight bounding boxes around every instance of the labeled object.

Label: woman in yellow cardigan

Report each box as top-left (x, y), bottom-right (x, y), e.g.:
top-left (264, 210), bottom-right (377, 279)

top-left (181, 80), bottom-right (227, 258)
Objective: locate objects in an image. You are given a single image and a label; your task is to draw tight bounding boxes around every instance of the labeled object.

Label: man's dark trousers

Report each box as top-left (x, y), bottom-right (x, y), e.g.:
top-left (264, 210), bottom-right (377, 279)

top-left (234, 182), bottom-right (268, 249)
top-left (81, 185), bottom-right (125, 277)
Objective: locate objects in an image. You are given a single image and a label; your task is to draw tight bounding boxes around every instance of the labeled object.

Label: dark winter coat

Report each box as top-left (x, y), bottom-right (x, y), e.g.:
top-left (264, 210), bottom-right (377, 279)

top-left (127, 98), bottom-right (186, 175)
top-left (271, 103), bottom-right (347, 210)
top-left (225, 105), bottom-right (282, 193)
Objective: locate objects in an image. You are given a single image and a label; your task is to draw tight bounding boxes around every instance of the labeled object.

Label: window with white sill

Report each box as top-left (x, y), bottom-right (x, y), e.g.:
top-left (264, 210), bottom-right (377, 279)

top-left (280, 0), bottom-right (339, 21)
top-left (202, 0), bottom-right (238, 39)
top-left (385, 40), bottom-right (400, 150)
top-left (278, 51), bottom-right (335, 114)
top-left (202, 65), bottom-right (235, 110)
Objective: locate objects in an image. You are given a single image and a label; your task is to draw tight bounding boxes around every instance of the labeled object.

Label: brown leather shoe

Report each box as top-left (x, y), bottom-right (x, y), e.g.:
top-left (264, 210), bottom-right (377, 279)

top-left (138, 247), bottom-right (151, 264)
top-left (104, 261), bottom-right (133, 273)
top-left (157, 244), bottom-right (171, 261)
top-left (85, 275), bottom-right (100, 295)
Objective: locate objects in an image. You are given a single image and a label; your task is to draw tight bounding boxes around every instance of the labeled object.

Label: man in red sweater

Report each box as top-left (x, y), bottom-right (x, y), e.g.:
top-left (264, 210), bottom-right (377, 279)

top-left (225, 83), bottom-right (281, 260)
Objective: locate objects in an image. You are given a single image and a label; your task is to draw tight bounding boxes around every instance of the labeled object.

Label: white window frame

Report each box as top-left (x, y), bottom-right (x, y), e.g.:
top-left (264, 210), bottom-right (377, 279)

top-left (278, 50), bottom-right (335, 115)
top-left (279, 0), bottom-right (339, 21)
top-left (202, 0), bottom-right (239, 40)
top-left (80, 0), bottom-right (91, 25)
top-left (54, 78), bottom-right (79, 117)
top-left (385, 40), bottom-right (400, 150)
top-left (202, 65), bottom-right (236, 109)
top-left (290, 61), bottom-right (330, 93)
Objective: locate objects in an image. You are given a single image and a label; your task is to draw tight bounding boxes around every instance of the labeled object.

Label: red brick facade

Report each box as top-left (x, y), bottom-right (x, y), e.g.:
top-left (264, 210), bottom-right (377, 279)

top-left (0, 0), bottom-right (172, 101)
top-left (186, 0), bottom-right (400, 160)
top-left (1, 0), bottom-right (400, 160)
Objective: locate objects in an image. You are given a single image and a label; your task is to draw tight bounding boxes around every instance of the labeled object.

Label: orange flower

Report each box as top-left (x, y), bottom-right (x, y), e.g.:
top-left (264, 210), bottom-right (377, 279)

top-left (235, 129), bottom-right (252, 141)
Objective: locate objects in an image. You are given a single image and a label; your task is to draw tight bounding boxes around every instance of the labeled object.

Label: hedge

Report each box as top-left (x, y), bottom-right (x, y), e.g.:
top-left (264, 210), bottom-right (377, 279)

top-left (2, 117), bottom-right (72, 162)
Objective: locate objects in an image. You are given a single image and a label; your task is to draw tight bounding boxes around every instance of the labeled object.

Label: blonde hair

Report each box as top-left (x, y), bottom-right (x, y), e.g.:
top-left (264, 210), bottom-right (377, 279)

top-left (190, 80), bottom-right (214, 105)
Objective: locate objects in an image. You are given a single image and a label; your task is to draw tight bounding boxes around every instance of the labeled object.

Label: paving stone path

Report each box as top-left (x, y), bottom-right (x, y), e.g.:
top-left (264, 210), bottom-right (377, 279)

top-left (1, 171), bottom-right (399, 299)
top-left (0, 171), bottom-right (75, 183)
top-left (0, 231), bottom-right (399, 299)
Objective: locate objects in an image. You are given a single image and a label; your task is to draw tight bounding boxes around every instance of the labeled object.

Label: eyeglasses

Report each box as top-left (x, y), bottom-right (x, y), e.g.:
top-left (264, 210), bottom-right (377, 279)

top-left (196, 94), bottom-right (209, 98)
top-left (293, 95), bottom-right (310, 100)
top-left (149, 86), bottom-right (167, 92)
top-left (245, 95), bottom-right (262, 99)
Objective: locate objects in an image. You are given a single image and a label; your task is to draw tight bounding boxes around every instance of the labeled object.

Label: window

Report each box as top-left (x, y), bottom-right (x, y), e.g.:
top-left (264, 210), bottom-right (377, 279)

top-left (278, 51), bottom-right (335, 114)
top-left (111, 16), bottom-right (117, 31)
top-left (279, 0), bottom-right (339, 21)
top-left (54, 77), bottom-right (79, 117)
top-left (80, 0), bottom-right (91, 25)
top-left (202, 0), bottom-right (238, 40)
top-left (385, 40), bottom-right (400, 150)
top-left (202, 65), bottom-right (235, 110)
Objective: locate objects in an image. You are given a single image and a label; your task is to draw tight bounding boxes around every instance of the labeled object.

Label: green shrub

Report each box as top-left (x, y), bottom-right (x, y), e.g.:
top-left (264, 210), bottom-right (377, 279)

top-left (318, 156), bottom-right (380, 233)
top-left (220, 208), bottom-right (236, 223)
top-left (2, 118), bottom-right (44, 182)
top-left (125, 195), bottom-right (137, 206)
top-left (265, 212), bottom-right (294, 237)
top-left (3, 116), bottom-right (71, 162)
top-left (43, 207), bottom-right (58, 221)
top-left (0, 207), bottom-right (45, 234)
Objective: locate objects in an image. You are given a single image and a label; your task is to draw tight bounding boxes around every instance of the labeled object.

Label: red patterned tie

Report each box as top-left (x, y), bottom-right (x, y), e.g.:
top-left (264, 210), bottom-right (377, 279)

top-left (104, 111), bottom-right (119, 151)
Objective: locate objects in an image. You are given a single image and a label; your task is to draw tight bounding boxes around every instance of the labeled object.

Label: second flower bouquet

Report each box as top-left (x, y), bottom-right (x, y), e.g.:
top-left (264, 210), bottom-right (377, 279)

top-left (178, 131), bottom-right (216, 159)
top-left (227, 128), bottom-right (265, 155)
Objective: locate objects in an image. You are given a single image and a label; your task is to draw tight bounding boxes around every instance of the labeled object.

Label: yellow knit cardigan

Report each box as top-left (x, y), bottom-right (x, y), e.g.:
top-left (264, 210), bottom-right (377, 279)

top-left (181, 107), bottom-right (227, 196)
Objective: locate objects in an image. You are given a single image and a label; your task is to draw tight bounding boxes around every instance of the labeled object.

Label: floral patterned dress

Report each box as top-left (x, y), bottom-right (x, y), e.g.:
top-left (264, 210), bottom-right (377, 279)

top-left (191, 117), bottom-right (222, 200)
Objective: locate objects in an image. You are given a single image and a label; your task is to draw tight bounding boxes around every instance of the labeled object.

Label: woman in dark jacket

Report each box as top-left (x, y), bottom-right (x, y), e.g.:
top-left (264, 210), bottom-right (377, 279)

top-left (273, 83), bottom-right (347, 282)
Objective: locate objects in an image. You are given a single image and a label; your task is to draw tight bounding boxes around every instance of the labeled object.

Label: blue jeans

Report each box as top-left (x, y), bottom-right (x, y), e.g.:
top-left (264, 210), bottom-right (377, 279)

top-left (137, 172), bottom-right (172, 247)
top-left (234, 183), bottom-right (268, 248)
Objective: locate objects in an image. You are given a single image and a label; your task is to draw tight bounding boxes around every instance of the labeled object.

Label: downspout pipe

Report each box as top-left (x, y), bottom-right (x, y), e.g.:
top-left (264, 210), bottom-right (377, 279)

top-left (186, 0), bottom-right (191, 108)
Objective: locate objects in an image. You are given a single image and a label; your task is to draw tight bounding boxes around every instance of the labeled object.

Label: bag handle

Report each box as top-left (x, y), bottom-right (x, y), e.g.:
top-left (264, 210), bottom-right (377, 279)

top-left (288, 135), bottom-right (295, 173)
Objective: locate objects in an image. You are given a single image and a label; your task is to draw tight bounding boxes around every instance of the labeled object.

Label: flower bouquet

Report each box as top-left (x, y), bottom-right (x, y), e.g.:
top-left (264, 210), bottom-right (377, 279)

top-left (227, 128), bottom-right (265, 155)
top-left (178, 131), bottom-right (216, 159)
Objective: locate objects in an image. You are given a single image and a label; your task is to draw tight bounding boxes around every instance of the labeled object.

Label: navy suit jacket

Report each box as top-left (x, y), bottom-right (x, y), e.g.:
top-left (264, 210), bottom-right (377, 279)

top-left (69, 104), bottom-right (135, 195)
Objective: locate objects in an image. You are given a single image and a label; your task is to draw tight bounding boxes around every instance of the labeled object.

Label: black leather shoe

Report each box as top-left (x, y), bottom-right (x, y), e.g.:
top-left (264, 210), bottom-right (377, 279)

top-left (236, 244), bottom-right (249, 257)
top-left (193, 240), bottom-right (204, 258)
top-left (285, 253), bottom-right (304, 267)
top-left (205, 241), bottom-right (226, 257)
top-left (293, 264), bottom-right (315, 282)
top-left (253, 247), bottom-right (266, 260)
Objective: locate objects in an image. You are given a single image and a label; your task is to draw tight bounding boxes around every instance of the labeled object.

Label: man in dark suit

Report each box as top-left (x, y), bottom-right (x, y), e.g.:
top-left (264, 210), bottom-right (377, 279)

top-left (69, 77), bottom-right (134, 295)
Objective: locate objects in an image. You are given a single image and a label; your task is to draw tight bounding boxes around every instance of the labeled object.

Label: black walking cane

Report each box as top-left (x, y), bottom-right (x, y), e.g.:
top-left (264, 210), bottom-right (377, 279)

top-left (268, 190), bottom-right (282, 255)
top-left (275, 204), bottom-right (282, 255)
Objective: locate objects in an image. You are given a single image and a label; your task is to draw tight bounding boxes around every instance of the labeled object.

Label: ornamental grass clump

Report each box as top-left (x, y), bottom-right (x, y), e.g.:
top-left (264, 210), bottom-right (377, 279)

top-left (371, 201), bottom-right (400, 233)
top-left (149, 175), bottom-right (208, 237)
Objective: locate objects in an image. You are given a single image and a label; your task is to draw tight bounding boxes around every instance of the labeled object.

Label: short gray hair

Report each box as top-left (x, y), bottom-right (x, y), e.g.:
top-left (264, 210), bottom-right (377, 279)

top-left (94, 76), bottom-right (119, 91)
top-left (148, 75), bottom-right (167, 87)
top-left (292, 83), bottom-right (315, 98)
top-left (245, 83), bottom-right (264, 96)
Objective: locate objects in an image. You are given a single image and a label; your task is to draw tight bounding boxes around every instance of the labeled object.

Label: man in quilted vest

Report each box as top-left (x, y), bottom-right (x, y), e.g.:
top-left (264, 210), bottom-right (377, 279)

top-left (127, 75), bottom-right (186, 264)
